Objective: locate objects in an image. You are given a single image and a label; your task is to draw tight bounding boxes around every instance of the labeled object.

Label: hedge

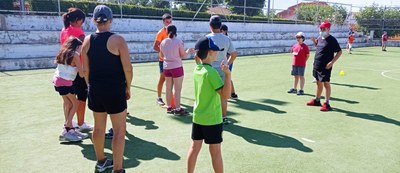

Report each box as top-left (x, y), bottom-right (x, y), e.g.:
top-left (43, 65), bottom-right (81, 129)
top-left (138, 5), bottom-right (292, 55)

top-left (1, 0), bottom-right (312, 24)
top-left (0, 0), bottom-right (14, 11)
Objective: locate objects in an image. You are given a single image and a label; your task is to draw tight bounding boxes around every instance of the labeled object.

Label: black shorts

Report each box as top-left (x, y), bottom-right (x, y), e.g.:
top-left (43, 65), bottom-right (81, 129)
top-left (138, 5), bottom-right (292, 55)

top-left (73, 74), bottom-right (88, 101)
top-left (88, 85), bottom-right (127, 114)
top-left (54, 86), bottom-right (75, 96)
top-left (191, 123), bottom-right (223, 144)
top-left (313, 68), bottom-right (332, 82)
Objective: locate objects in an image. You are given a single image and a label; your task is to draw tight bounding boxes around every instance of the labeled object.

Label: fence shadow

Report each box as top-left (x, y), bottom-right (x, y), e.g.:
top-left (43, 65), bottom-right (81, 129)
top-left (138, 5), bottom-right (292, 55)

top-left (334, 108), bottom-right (400, 127)
top-left (331, 82), bottom-right (380, 90)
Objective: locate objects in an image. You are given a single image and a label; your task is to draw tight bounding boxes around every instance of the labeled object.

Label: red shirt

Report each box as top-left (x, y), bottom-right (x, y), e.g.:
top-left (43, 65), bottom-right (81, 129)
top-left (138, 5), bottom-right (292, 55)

top-left (60, 26), bottom-right (85, 45)
top-left (348, 35), bottom-right (354, 43)
top-left (382, 34), bottom-right (388, 42)
top-left (291, 43), bottom-right (310, 66)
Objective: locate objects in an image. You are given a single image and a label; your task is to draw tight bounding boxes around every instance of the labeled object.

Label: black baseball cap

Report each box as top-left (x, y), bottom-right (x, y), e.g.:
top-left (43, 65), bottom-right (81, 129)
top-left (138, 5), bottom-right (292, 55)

top-left (93, 5), bottom-right (113, 23)
top-left (195, 37), bottom-right (224, 52)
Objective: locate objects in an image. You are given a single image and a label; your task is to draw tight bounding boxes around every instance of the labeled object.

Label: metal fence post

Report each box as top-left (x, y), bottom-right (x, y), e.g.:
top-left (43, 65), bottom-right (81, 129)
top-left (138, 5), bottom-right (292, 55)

top-left (243, 0), bottom-right (246, 23)
top-left (58, 0), bottom-right (61, 16)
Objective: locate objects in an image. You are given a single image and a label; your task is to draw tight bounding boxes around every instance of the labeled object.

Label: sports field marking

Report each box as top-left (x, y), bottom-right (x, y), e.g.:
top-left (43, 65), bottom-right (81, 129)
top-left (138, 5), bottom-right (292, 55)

top-left (381, 70), bottom-right (400, 81)
top-left (301, 138), bottom-right (315, 143)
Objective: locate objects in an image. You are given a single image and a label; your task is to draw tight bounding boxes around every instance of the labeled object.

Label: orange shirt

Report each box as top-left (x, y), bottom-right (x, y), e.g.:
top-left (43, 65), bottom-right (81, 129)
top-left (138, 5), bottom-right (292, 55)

top-left (155, 27), bottom-right (168, 61)
top-left (348, 35), bottom-right (354, 44)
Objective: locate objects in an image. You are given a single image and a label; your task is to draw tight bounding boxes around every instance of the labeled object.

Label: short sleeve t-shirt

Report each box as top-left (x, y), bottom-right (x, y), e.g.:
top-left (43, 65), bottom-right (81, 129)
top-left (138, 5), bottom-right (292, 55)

top-left (160, 37), bottom-right (184, 70)
top-left (382, 34), bottom-right (388, 41)
top-left (206, 33), bottom-right (236, 68)
top-left (314, 35), bottom-right (341, 70)
top-left (60, 26), bottom-right (85, 44)
top-left (291, 43), bottom-right (310, 66)
top-left (193, 64), bottom-right (224, 126)
top-left (155, 27), bottom-right (168, 62)
top-left (348, 35), bottom-right (355, 43)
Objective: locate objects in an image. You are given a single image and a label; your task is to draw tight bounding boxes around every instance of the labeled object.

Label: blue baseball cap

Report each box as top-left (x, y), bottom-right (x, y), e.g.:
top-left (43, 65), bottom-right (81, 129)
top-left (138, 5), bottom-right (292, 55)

top-left (195, 36), bottom-right (224, 52)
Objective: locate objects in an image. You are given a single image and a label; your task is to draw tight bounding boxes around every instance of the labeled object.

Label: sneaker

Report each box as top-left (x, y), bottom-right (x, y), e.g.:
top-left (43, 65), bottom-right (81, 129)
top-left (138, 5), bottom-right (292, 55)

top-left (312, 79), bottom-right (316, 83)
top-left (167, 107), bottom-right (174, 114)
top-left (59, 129), bottom-right (82, 142)
top-left (297, 90), bottom-right (304, 95)
top-left (320, 102), bottom-right (332, 111)
top-left (105, 128), bottom-right (113, 139)
top-left (223, 117), bottom-right (231, 124)
top-left (306, 99), bottom-right (322, 106)
top-left (78, 122), bottom-right (93, 132)
top-left (231, 93), bottom-right (239, 100)
top-left (73, 129), bottom-right (89, 139)
top-left (95, 158), bottom-right (113, 173)
top-left (174, 108), bottom-right (189, 116)
top-left (72, 121), bottom-right (79, 128)
top-left (287, 88), bottom-right (297, 93)
top-left (156, 97), bottom-right (165, 106)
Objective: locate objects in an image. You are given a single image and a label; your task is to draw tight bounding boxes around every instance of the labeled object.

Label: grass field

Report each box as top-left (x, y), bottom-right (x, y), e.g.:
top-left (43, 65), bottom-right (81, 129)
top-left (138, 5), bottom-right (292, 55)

top-left (1, 47), bottom-right (399, 173)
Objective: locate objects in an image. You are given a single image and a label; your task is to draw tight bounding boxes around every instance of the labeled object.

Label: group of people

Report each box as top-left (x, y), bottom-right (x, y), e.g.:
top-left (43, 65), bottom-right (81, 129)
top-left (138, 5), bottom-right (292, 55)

top-left (51, 4), bottom-right (352, 172)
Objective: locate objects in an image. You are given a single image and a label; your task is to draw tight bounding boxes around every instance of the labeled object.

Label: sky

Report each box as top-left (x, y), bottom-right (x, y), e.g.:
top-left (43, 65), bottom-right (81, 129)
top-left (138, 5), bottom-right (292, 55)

top-left (271, 0), bottom-right (400, 11)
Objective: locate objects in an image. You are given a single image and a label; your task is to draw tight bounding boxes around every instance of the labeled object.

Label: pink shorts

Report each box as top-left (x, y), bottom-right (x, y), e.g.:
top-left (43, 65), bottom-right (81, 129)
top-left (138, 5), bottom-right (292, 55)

top-left (163, 67), bottom-right (184, 78)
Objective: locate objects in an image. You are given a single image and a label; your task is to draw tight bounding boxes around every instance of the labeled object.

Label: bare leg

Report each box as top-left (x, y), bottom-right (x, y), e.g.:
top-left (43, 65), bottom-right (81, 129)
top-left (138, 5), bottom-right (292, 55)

top-left (323, 82), bottom-right (331, 103)
top-left (110, 109), bottom-right (127, 171)
top-left (187, 140), bottom-right (203, 173)
top-left (64, 94), bottom-right (78, 128)
top-left (209, 144), bottom-right (223, 173)
top-left (316, 81), bottom-right (324, 99)
top-left (92, 112), bottom-right (107, 162)
top-left (293, 76), bottom-right (299, 89)
top-left (173, 76), bottom-right (184, 109)
top-left (165, 77), bottom-right (173, 107)
top-left (299, 76), bottom-right (305, 90)
top-left (231, 80), bottom-right (235, 94)
top-left (76, 100), bottom-right (86, 126)
top-left (221, 97), bottom-right (228, 118)
top-left (61, 96), bottom-right (71, 124)
top-left (157, 73), bottom-right (165, 98)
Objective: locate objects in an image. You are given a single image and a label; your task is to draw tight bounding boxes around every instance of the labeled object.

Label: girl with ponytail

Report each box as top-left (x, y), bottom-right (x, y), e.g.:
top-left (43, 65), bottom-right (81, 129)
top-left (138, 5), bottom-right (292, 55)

top-left (159, 24), bottom-right (195, 115)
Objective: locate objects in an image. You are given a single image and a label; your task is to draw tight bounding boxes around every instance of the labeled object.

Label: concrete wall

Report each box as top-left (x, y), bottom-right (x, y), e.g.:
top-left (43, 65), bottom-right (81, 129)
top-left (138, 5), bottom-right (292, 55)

top-left (0, 14), bottom-right (366, 71)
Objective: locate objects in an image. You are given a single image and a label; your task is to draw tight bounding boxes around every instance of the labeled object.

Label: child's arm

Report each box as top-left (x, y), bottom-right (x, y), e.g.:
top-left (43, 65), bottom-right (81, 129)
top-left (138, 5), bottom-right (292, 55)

top-left (227, 51), bottom-right (237, 65)
top-left (216, 61), bottom-right (231, 100)
top-left (178, 45), bottom-right (195, 59)
top-left (73, 53), bottom-right (84, 78)
top-left (311, 37), bottom-right (318, 46)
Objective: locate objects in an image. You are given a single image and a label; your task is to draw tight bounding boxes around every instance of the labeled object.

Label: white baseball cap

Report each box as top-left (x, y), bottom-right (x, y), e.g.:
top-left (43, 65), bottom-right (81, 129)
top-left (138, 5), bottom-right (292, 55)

top-left (296, 32), bottom-right (305, 37)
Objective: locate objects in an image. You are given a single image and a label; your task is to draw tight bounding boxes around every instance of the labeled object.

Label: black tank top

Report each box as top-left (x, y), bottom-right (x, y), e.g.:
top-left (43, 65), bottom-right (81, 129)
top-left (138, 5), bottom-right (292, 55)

top-left (87, 32), bottom-right (125, 88)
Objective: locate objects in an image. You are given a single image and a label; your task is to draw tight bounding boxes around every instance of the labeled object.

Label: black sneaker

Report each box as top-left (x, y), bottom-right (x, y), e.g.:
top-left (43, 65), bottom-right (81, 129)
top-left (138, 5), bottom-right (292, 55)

top-left (156, 98), bottom-right (165, 106)
top-left (297, 90), bottom-right (304, 95)
top-left (287, 88), bottom-right (297, 93)
top-left (231, 93), bottom-right (238, 100)
top-left (95, 158), bottom-right (113, 173)
top-left (167, 107), bottom-right (174, 114)
top-left (174, 108), bottom-right (189, 116)
top-left (105, 128), bottom-right (113, 139)
top-left (223, 117), bottom-right (231, 124)
top-left (112, 169), bottom-right (125, 173)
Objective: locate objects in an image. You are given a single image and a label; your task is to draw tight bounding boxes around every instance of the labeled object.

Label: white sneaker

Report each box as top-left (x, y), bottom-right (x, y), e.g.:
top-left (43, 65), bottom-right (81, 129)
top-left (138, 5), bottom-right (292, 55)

top-left (79, 122), bottom-right (93, 132)
top-left (72, 121), bottom-right (79, 128)
top-left (73, 129), bottom-right (89, 139)
top-left (59, 129), bottom-right (82, 142)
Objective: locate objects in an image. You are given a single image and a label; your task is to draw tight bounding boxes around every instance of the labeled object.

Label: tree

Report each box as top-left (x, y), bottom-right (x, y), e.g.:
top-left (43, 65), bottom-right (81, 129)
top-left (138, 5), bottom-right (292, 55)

top-left (148, 0), bottom-right (170, 8)
top-left (177, 0), bottom-right (207, 12)
top-left (226, 0), bottom-right (265, 16)
top-left (296, 3), bottom-right (347, 24)
top-left (356, 4), bottom-right (400, 37)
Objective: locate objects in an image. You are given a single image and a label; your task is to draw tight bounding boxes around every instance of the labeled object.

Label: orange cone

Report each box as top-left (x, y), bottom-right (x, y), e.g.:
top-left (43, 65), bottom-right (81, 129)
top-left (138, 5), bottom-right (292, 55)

top-left (171, 94), bottom-right (176, 109)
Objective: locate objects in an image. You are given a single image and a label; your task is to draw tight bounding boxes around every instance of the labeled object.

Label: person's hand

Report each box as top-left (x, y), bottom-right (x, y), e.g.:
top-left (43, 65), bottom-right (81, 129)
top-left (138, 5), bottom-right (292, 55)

top-left (125, 88), bottom-right (131, 100)
top-left (326, 61), bottom-right (333, 69)
top-left (220, 60), bottom-right (231, 74)
top-left (311, 37), bottom-right (316, 42)
top-left (187, 48), bottom-right (196, 53)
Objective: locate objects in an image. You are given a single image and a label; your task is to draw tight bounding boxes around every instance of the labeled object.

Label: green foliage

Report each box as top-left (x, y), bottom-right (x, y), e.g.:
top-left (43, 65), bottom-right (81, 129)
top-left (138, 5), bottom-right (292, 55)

top-left (149, 0), bottom-right (170, 8)
top-left (296, 4), bottom-right (347, 24)
top-left (356, 4), bottom-right (400, 37)
top-left (0, 0), bottom-right (16, 11)
top-left (177, 0), bottom-right (207, 12)
top-left (226, 0), bottom-right (265, 16)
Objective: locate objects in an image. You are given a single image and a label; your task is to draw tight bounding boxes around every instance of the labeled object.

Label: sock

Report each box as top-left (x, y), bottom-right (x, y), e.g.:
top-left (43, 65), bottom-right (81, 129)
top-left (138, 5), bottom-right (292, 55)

top-left (65, 126), bottom-right (74, 132)
top-left (326, 100), bottom-right (330, 104)
top-left (315, 97), bottom-right (320, 102)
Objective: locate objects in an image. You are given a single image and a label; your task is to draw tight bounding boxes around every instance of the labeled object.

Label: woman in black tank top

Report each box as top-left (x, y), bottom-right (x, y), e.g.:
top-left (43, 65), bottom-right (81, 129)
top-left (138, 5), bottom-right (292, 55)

top-left (81, 5), bottom-right (132, 173)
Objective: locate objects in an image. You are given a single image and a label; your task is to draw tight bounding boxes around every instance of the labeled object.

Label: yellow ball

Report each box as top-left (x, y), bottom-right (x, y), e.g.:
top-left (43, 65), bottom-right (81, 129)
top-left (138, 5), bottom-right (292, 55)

top-left (339, 70), bottom-right (345, 76)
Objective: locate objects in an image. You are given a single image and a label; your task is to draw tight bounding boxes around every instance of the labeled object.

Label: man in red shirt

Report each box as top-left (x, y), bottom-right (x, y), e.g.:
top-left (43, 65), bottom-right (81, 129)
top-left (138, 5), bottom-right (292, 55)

top-left (288, 32), bottom-right (310, 95)
top-left (382, 31), bottom-right (388, 51)
top-left (347, 32), bottom-right (355, 54)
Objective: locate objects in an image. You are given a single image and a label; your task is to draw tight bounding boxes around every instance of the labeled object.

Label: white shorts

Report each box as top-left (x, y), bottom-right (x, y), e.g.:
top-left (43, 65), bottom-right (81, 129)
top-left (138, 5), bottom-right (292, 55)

top-left (348, 43), bottom-right (353, 49)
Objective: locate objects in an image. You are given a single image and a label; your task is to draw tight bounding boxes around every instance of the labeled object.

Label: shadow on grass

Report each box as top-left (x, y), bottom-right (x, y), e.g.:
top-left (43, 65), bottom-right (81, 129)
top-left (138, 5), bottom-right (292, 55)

top-left (229, 99), bottom-right (286, 114)
top-left (64, 132), bottom-right (180, 170)
top-left (131, 85), bottom-right (195, 102)
top-left (331, 82), bottom-right (380, 90)
top-left (258, 99), bottom-right (289, 106)
top-left (304, 93), bottom-right (359, 104)
top-left (224, 119), bottom-right (312, 152)
top-left (126, 114), bottom-right (159, 130)
top-left (334, 108), bottom-right (400, 126)
top-left (171, 103), bottom-right (240, 124)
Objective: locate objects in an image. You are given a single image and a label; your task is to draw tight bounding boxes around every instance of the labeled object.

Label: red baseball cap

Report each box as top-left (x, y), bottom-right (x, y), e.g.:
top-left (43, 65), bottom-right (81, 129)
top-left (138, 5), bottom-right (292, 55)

top-left (319, 20), bottom-right (331, 29)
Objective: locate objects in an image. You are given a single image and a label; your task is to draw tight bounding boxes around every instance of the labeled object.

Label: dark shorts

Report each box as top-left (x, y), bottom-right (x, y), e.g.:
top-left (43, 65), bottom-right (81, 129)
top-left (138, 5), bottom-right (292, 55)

top-left (313, 68), bottom-right (332, 82)
top-left (163, 67), bottom-right (184, 78)
top-left (88, 85), bottom-right (127, 114)
top-left (291, 66), bottom-right (305, 76)
top-left (54, 86), bottom-right (75, 96)
top-left (73, 74), bottom-right (87, 101)
top-left (159, 61), bottom-right (164, 73)
top-left (191, 123), bottom-right (223, 144)
top-left (229, 63), bottom-right (233, 71)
